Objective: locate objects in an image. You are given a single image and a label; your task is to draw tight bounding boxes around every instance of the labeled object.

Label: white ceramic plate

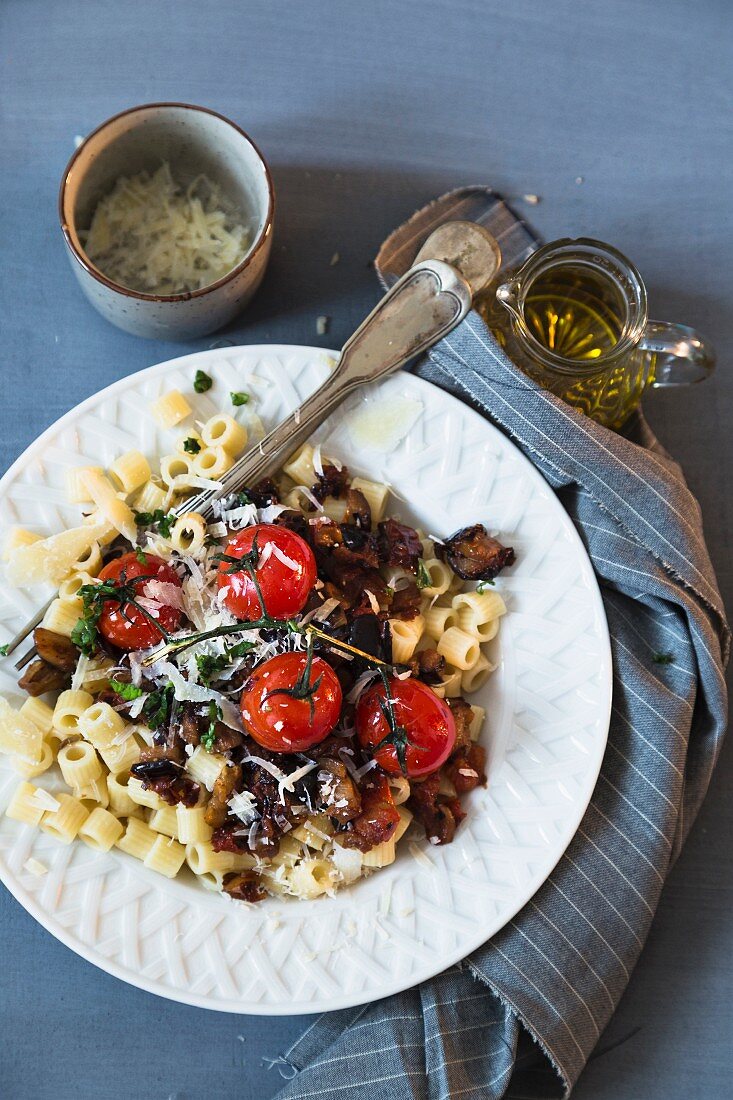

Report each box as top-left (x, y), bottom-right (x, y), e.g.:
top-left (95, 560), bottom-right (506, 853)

top-left (0, 345), bottom-right (611, 1014)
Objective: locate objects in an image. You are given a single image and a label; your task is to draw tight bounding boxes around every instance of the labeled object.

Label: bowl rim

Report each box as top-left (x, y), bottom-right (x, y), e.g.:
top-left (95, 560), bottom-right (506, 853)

top-left (58, 101), bottom-right (275, 303)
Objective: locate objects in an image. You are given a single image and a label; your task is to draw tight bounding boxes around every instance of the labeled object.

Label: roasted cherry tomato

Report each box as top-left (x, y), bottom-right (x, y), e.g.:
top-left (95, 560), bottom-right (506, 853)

top-left (240, 651), bottom-right (342, 753)
top-left (97, 552), bottom-right (183, 651)
top-left (217, 524), bottom-right (316, 622)
top-left (355, 676), bottom-right (456, 778)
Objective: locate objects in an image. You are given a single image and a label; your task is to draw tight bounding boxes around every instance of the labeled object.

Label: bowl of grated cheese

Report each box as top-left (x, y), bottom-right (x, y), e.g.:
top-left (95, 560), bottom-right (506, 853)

top-left (59, 103), bottom-right (274, 340)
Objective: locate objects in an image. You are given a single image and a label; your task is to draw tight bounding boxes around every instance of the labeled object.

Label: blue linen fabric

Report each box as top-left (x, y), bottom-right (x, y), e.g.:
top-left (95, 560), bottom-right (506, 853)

top-left (271, 191), bottom-right (730, 1099)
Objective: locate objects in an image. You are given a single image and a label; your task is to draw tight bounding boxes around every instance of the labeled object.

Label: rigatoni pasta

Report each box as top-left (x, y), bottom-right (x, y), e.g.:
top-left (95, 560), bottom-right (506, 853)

top-left (1, 399), bottom-right (514, 903)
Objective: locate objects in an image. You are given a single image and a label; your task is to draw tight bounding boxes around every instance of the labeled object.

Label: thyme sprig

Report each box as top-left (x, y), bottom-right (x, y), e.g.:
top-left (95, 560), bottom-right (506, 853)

top-left (201, 700), bottom-right (222, 751)
top-left (71, 573), bottom-right (171, 657)
top-left (375, 667), bottom-right (411, 775)
top-left (263, 636), bottom-right (323, 721)
top-left (215, 532), bottom-right (267, 616)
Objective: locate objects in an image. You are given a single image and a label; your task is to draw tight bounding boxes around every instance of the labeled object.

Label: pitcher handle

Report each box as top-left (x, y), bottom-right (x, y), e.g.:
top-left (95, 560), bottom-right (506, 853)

top-left (640, 321), bottom-right (716, 387)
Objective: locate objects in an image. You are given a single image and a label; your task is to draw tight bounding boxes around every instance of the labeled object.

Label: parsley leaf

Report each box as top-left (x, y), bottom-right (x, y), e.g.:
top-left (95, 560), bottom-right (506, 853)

top-left (142, 683), bottom-right (175, 731)
top-left (70, 614), bottom-right (99, 657)
top-left (230, 391), bottom-right (249, 407)
top-left (201, 700), bottom-right (221, 751)
top-left (653, 651), bottom-right (675, 665)
top-left (183, 437), bottom-right (201, 454)
top-left (109, 679), bottom-right (145, 701)
top-left (0, 643), bottom-right (9, 657)
top-left (133, 508), bottom-right (176, 539)
top-left (194, 369), bottom-right (213, 393)
top-left (195, 640), bottom-right (255, 686)
top-left (416, 560), bottom-right (431, 589)
top-left (71, 574), bottom-right (171, 657)
top-left (135, 546), bottom-right (148, 565)
top-left (476, 580), bottom-right (495, 593)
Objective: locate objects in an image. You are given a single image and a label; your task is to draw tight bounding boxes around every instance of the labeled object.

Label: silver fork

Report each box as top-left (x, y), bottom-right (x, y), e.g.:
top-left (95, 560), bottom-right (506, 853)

top-left (6, 257), bottom-right (473, 667)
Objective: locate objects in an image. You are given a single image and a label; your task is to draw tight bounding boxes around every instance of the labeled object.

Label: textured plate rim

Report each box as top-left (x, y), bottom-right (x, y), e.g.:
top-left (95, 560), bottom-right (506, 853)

top-left (0, 345), bottom-right (612, 1014)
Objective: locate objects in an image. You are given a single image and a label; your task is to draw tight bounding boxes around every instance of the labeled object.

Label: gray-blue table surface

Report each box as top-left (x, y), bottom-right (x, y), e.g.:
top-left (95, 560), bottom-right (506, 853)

top-left (1, 2), bottom-right (730, 1097)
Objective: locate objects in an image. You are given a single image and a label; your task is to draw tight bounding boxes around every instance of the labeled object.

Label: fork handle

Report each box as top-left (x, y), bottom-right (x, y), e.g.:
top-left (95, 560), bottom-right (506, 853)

top-left (182, 259), bottom-right (472, 519)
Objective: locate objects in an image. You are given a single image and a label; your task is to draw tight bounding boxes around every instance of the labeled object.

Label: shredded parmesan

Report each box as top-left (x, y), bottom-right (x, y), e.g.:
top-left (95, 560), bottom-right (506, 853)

top-left (228, 790), bottom-right (258, 825)
top-left (28, 790), bottom-right (61, 813)
top-left (270, 544), bottom-right (299, 571)
top-left (364, 589), bottom-right (380, 614)
top-left (23, 858), bottom-right (48, 877)
top-left (81, 163), bottom-right (252, 296)
top-left (408, 841), bottom-right (434, 869)
top-left (70, 653), bottom-right (90, 692)
top-left (276, 761), bottom-right (318, 804)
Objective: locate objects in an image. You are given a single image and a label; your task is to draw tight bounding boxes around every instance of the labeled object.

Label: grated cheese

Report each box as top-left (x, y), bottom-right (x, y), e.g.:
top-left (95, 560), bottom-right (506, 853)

top-left (408, 841), bottom-right (434, 870)
top-left (276, 761), bottom-right (318, 804)
top-left (81, 163), bottom-right (252, 296)
top-left (28, 790), bottom-right (61, 813)
top-left (23, 858), bottom-right (48, 877)
top-left (228, 790), bottom-right (258, 825)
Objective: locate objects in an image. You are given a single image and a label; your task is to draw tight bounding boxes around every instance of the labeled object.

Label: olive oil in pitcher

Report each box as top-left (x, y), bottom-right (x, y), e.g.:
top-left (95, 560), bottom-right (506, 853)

top-left (481, 238), bottom-right (715, 430)
top-left (520, 263), bottom-right (625, 362)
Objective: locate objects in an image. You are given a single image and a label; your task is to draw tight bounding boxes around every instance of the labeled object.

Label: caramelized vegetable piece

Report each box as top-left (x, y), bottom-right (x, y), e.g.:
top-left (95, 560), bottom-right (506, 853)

top-left (312, 463), bottom-right (350, 502)
top-left (438, 524), bottom-right (515, 581)
top-left (408, 647), bottom-right (446, 684)
top-left (340, 774), bottom-right (400, 851)
top-left (447, 696), bottom-right (475, 754)
top-left (376, 519), bottom-right (422, 572)
top-left (34, 627), bottom-right (78, 671)
top-left (445, 742), bottom-right (487, 794)
top-left (223, 870), bottom-right (267, 903)
top-left (315, 757), bottom-right (362, 823)
top-left (204, 762), bottom-right (242, 828)
top-left (19, 658), bottom-right (69, 697)
top-left (344, 488), bottom-right (371, 530)
top-left (408, 773), bottom-right (460, 845)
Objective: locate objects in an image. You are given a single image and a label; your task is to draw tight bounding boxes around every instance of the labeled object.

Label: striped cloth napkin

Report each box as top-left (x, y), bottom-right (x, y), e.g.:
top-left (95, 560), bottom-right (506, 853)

top-left (273, 189), bottom-right (730, 1099)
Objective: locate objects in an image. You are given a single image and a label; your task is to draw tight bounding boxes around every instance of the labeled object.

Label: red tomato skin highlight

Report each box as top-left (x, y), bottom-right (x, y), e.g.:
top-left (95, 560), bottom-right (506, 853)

top-left (355, 677), bottom-right (457, 778)
top-left (97, 552), bottom-right (183, 651)
top-left (217, 524), bottom-right (317, 621)
top-left (240, 652), bottom-right (342, 753)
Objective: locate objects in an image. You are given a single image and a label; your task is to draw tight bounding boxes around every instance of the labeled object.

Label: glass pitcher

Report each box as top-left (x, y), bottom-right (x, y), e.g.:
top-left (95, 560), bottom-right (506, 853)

top-left (478, 238), bottom-right (716, 429)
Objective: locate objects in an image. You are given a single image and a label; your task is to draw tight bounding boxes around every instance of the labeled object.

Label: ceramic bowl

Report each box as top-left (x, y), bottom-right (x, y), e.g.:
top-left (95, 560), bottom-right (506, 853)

top-left (59, 103), bottom-right (274, 340)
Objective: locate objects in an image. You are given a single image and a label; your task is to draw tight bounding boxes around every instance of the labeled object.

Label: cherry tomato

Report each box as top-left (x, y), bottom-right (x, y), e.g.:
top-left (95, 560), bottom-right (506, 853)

top-left (356, 676), bottom-right (456, 778)
top-left (240, 651), bottom-right (342, 753)
top-left (217, 524), bottom-right (316, 622)
top-left (97, 552), bottom-right (183, 651)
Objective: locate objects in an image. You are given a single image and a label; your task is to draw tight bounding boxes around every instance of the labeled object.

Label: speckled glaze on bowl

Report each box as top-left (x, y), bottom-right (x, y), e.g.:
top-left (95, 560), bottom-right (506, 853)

top-left (59, 103), bottom-right (274, 340)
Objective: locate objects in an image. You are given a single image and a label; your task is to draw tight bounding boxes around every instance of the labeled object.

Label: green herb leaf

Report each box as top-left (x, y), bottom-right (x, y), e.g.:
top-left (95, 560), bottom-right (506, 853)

top-left (194, 369), bottom-right (213, 394)
top-left (195, 640), bottom-right (258, 687)
top-left (416, 560), bottom-right (431, 590)
top-left (135, 546), bottom-right (148, 565)
top-left (141, 682), bottom-right (175, 731)
top-left (71, 574), bottom-right (171, 658)
top-left (653, 651), bottom-right (675, 665)
top-left (0, 643), bottom-right (9, 657)
top-left (109, 678), bottom-right (145, 701)
top-left (133, 508), bottom-right (176, 539)
top-left (235, 491), bottom-right (252, 506)
top-left (201, 700), bottom-right (221, 751)
top-left (70, 615), bottom-right (99, 657)
top-left (230, 391), bottom-right (249, 407)
top-left (263, 636), bottom-right (322, 721)
top-left (476, 579), bottom-right (495, 593)
top-left (183, 437), bottom-right (201, 454)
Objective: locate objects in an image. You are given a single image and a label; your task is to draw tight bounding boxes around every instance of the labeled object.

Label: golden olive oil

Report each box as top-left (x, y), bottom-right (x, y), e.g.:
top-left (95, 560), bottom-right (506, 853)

top-left (480, 260), bottom-right (655, 429)
top-left (522, 263), bottom-right (625, 361)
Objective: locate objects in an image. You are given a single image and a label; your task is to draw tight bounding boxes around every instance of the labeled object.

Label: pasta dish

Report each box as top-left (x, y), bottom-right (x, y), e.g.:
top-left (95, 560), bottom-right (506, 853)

top-left (0, 380), bottom-right (514, 903)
